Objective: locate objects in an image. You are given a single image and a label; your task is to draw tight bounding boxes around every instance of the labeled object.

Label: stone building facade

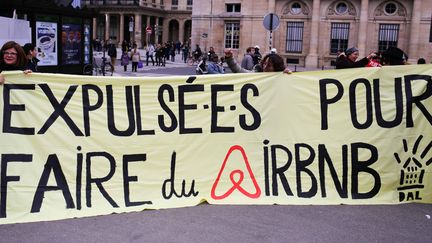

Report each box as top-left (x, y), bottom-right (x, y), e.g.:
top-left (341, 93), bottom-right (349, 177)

top-left (82, 0), bottom-right (193, 47)
top-left (191, 0), bottom-right (432, 68)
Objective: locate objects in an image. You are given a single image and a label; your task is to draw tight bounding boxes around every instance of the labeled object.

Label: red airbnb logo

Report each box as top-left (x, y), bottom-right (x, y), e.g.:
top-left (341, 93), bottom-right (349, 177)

top-left (211, 145), bottom-right (261, 200)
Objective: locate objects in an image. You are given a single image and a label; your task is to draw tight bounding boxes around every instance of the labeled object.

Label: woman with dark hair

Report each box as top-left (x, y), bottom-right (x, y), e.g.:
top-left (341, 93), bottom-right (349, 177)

top-left (23, 43), bottom-right (39, 72)
top-left (224, 49), bottom-right (287, 73)
top-left (0, 41), bottom-right (31, 84)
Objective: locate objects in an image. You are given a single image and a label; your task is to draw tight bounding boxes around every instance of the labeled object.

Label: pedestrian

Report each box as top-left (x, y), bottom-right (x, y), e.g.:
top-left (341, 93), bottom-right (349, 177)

top-left (335, 47), bottom-right (377, 69)
top-left (182, 42), bottom-right (190, 63)
top-left (22, 43), bottom-right (39, 72)
top-left (170, 46), bottom-right (176, 62)
top-left (252, 45), bottom-right (262, 66)
top-left (121, 40), bottom-right (129, 52)
top-left (160, 43), bottom-right (166, 66)
top-left (175, 41), bottom-right (181, 54)
top-left (146, 43), bottom-right (155, 66)
top-left (130, 44), bottom-right (141, 72)
top-left (224, 48), bottom-right (287, 73)
top-left (107, 41), bottom-right (117, 71)
top-left (120, 50), bottom-right (130, 72)
top-left (207, 54), bottom-right (224, 74)
top-left (240, 47), bottom-right (254, 71)
top-left (0, 41), bottom-right (31, 84)
top-left (165, 42), bottom-right (171, 61)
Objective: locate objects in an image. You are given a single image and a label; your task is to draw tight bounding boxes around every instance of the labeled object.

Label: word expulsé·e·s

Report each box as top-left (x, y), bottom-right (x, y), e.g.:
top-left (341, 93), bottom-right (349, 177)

top-left (2, 83), bottom-right (261, 136)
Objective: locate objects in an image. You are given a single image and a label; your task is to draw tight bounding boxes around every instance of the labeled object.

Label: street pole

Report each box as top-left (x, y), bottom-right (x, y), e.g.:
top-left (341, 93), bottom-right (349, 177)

top-left (269, 13), bottom-right (273, 51)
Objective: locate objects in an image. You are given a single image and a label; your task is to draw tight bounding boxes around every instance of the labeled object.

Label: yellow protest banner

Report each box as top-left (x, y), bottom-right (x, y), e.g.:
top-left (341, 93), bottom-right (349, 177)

top-left (0, 65), bottom-right (431, 224)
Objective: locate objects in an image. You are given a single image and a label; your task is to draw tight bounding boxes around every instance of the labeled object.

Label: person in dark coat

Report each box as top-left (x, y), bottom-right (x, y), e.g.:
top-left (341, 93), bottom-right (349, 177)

top-left (381, 47), bottom-right (408, 66)
top-left (335, 47), bottom-right (376, 69)
top-left (23, 43), bottom-right (39, 72)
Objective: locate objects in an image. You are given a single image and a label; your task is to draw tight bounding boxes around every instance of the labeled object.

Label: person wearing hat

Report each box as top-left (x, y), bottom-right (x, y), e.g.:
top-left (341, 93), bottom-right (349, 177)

top-left (335, 47), bottom-right (377, 69)
top-left (252, 45), bottom-right (262, 66)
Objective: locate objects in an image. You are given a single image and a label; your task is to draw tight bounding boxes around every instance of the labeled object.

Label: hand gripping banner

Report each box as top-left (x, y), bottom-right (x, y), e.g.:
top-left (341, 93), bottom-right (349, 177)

top-left (0, 65), bottom-right (431, 224)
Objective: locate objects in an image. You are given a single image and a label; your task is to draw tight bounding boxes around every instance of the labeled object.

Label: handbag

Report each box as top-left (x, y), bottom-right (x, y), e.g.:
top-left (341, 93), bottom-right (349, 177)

top-left (138, 61), bottom-right (143, 68)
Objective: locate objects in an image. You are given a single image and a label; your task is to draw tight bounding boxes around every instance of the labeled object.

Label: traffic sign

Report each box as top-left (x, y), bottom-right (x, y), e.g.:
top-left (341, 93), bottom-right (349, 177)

top-left (146, 26), bottom-right (152, 34)
top-left (263, 13), bottom-right (280, 31)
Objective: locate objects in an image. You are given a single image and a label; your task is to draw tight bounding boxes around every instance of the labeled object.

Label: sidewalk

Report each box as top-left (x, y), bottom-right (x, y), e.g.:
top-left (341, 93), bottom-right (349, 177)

top-left (93, 49), bottom-right (190, 77)
top-left (93, 49), bottom-right (335, 77)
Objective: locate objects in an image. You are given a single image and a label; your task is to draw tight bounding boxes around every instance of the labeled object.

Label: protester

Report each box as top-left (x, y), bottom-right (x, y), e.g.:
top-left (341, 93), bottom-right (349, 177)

top-left (335, 47), bottom-right (377, 69)
top-left (417, 58), bottom-right (426, 64)
top-left (193, 44), bottom-right (202, 61)
top-left (252, 45), bottom-right (262, 66)
top-left (224, 48), bottom-right (287, 73)
top-left (130, 44), bottom-right (141, 72)
top-left (0, 41), bottom-right (31, 84)
top-left (22, 43), bottom-right (39, 72)
top-left (207, 54), bottom-right (224, 74)
top-left (381, 47), bottom-right (408, 66)
top-left (241, 47), bottom-right (254, 71)
top-left (207, 46), bottom-right (215, 60)
top-left (120, 50), bottom-right (130, 72)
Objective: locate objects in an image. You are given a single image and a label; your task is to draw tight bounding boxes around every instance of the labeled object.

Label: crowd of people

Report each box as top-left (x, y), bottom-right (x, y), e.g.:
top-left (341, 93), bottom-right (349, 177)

top-left (1, 37), bottom-right (431, 85)
top-left (108, 39), bottom-right (196, 72)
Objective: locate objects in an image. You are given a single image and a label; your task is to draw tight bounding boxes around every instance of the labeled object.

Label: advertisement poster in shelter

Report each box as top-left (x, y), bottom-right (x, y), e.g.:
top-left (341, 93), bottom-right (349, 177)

top-left (62, 23), bottom-right (82, 65)
top-left (36, 21), bottom-right (58, 66)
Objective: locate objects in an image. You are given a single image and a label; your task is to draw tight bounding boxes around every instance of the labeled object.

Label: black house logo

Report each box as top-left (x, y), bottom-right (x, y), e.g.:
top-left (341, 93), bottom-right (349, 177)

top-left (394, 135), bottom-right (432, 202)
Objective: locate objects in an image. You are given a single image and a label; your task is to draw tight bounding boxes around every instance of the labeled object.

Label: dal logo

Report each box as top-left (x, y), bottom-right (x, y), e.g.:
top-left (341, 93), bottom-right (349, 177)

top-left (394, 135), bottom-right (432, 202)
top-left (211, 145), bottom-right (261, 200)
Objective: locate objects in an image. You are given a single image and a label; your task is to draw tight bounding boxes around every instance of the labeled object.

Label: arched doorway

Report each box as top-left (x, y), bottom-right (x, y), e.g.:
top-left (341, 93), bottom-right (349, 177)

top-left (168, 19), bottom-right (179, 42)
top-left (184, 20), bottom-right (192, 44)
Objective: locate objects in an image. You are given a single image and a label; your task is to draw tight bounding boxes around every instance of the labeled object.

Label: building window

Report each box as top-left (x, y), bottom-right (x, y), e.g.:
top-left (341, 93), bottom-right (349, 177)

top-left (335, 2), bottom-right (348, 14)
top-left (384, 2), bottom-right (397, 15)
top-left (286, 22), bottom-right (304, 53)
top-left (226, 3), bottom-right (241, 13)
top-left (291, 2), bottom-right (302, 15)
top-left (225, 22), bottom-right (240, 49)
top-left (330, 23), bottom-right (349, 54)
top-left (187, 0), bottom-right (192, 10)
top-left (378, 24), bottom-right (399, 52)
top-left (171, 0), bottom-right (178, 9)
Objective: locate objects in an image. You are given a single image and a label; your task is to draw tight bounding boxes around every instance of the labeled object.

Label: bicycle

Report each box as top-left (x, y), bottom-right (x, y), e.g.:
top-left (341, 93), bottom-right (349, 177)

top-left (83, 57), bottom-right (114, 76)
top-left (187, 54), bottom-right (201, 66)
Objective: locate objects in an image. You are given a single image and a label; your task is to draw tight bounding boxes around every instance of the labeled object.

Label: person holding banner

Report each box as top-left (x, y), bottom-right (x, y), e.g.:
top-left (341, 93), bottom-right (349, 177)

top-left (0, 41), bottom-right (31, 84)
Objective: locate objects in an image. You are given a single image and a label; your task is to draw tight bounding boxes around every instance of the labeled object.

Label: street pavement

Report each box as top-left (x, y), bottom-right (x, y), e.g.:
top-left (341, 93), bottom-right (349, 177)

top-left (0, 54), bottom-right (431, 242)
top-left (0, 203), bottom-right (430, 242)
